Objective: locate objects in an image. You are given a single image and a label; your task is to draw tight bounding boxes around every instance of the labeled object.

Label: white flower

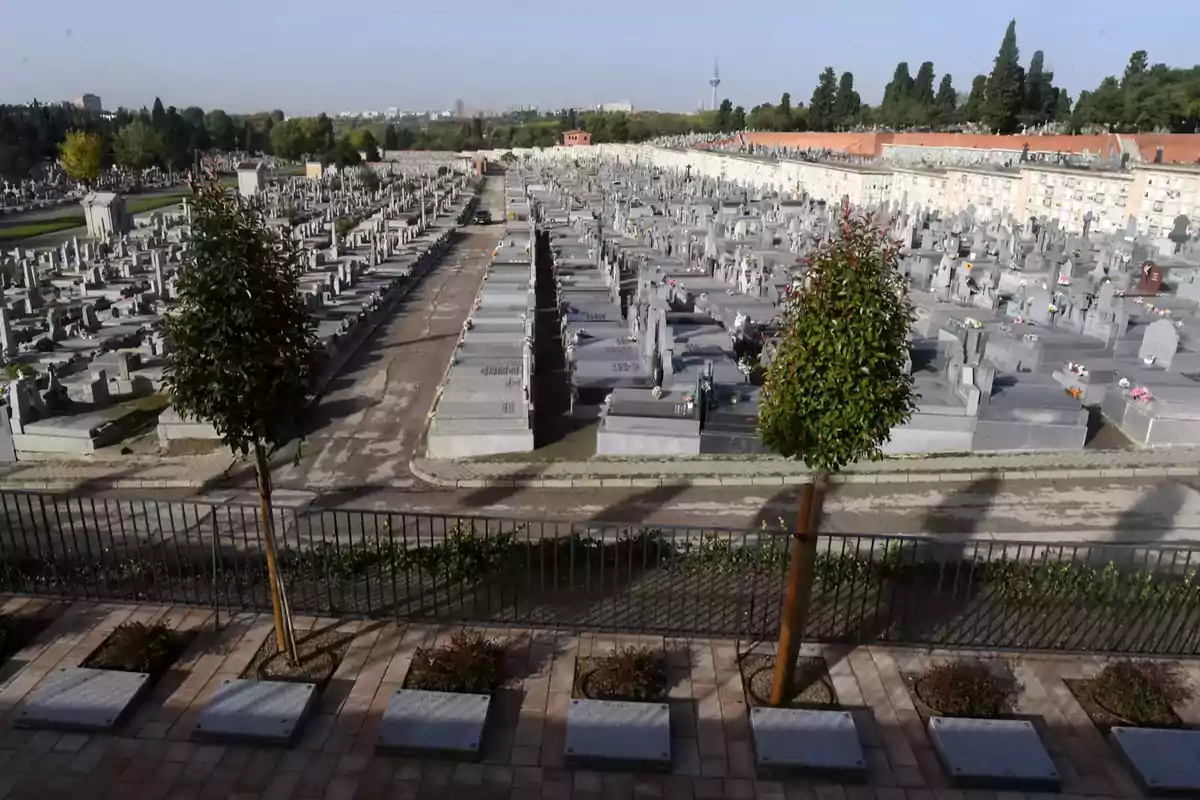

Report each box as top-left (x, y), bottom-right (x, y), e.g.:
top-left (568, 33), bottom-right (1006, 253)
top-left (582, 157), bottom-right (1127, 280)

top-left (651, 385), bottom-right (664, 399)
top-left (1118, 377), bottom-right (1131, 389)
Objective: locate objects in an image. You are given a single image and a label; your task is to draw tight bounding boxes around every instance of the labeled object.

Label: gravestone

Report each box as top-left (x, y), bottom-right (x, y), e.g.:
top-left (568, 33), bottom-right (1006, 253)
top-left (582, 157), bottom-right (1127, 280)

top-left (1138, 318), bottom-right (1180, 370)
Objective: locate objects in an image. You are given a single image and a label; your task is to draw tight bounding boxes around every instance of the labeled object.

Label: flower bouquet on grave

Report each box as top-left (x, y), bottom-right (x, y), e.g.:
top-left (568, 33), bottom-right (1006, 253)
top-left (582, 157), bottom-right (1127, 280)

top-left (1067, 387), bottom-right (1083, 400)
top-left (1131, 386), bottom-right (1154, 403)
top-left (651, 385), bottom-right (664, 400)
top-left (964, 317), bottom-right (982, 329)
top-left (1118, 377), bottom-right (1131, 389)
top-left (737, 358), bottom-right (754, 378)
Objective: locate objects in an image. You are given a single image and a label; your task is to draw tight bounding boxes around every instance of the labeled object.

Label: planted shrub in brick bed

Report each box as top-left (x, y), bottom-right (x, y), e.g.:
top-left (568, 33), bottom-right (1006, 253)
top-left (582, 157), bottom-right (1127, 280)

top-left (910, 659), bottom-right (1019, 718)
top-left (84, 622), bottom-right (192, 680)
top-left (404, 633), bottom-right (509, 693)
top-left (574, 646), bottom-right (667, 702)
top-left (1067, 660), bottom-right (1193, 730)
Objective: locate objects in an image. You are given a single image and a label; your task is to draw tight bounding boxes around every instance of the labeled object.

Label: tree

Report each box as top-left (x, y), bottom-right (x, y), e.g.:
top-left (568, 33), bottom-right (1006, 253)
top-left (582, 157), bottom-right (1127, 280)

top-left (59, 129), bottom-right (102, 183)
top-left (881, 62), bottom-right (914, 128)
top-left (913, 62), bottom-right (936, 107)
top-left (360, 130), bottom-right (380, 162)
top-left (777, 93), bottom-right (793, 130)
top-left (759, 211), bottom-right (916, 705)
top-left (961, 74), bottom-right (989, 124)
top-left (395, 126), bottom-right (416, 150)
top-left (716, 99), bottom-right (733, 130)
top-left (808, 68), bottom-right (838, 131)
top-left (382, 123), bottom-right (399, 150)
top-left (982, 20), bottom-right (1026, 133)
top-left (322, 137), bottom-right (362, 170)
top-left (934, 74), bottom-right (958, 125)
top-left (114, 119), bottom-right (163, 170)
top-left (832, 72), bottom-right (862, 129)
top-left (1123, 51), bottom-right (1149, 89)
top-left (731, 105), bottom-right (746, 130)
top-left (151, 97), bottom-right (167, 131)
top-left (163, 183), bottom-right (318, 663)
top-left (269, 119), bottom-right (310, 161)
top-left (357, 165), bottom-right (380, 192)
top-left (206, 109), bottom-right (239, 151)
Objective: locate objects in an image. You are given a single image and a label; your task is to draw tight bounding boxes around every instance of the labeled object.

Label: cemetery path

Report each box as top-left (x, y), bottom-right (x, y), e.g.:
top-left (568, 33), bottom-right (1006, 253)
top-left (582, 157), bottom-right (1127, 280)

top-left (265, 180), bottom-right (506, 494)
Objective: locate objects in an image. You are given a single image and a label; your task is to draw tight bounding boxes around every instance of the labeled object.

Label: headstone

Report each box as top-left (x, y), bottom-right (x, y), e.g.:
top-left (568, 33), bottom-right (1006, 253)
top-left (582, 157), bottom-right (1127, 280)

top-left (1138, 318), bottom-right (1180, 370)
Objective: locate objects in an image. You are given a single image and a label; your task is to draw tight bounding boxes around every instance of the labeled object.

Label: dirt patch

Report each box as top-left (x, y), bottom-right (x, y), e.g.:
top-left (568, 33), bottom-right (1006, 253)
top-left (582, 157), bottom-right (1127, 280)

top-left (82, 623), bottom-right (194, 680)
top-left (740, 654), bottom-right (836, 708)
top-left (572, 653), bottom-right (667, 702)
top-left (243, 628), bottom-right (352, 685)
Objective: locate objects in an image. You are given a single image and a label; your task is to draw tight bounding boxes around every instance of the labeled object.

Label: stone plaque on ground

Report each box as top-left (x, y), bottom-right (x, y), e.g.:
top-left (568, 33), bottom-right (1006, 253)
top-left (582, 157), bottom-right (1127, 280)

top-left (17, 667), bottom-right (150, 732)
top-left (565, 698), bottom-right (671, 771)
top-left (750, 708), bottom-right (867, 779)
top-left (927, 717), bottom-right (1060, 790)
top-left (376, 689), bottom-right (491, 760)
top-left (192, 678), bottom-right (318, 746)
top-left (1110, 726), bottom-right (1200, 794)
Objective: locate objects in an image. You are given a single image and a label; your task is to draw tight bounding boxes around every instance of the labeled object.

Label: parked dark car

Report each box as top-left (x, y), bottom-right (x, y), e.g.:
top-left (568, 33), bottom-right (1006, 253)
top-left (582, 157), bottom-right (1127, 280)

top-left (472, 209), bottom-right (493, 225)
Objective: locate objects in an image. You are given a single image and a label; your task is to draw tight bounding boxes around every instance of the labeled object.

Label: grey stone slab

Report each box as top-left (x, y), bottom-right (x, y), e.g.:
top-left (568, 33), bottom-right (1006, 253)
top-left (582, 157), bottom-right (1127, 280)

top-left (1110, 726), bottom-right (1200, 795)
top-left (927, 717), bottom-right (1060, 790)
top-left (565, 698), bottom-right (671, 771)
top-left (377, 689), bottom-right (491, 760)
top-left (750, 708), bottom-right (868, 779)
top-left (16, 667), bottom-right (150, 732)
top-left (192, 678), bottom-right (318, 746)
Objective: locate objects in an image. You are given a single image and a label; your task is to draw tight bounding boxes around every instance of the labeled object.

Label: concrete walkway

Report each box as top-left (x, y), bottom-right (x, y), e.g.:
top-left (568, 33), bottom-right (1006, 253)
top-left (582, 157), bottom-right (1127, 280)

top-left (1, 597), bottom-right (1195, 799)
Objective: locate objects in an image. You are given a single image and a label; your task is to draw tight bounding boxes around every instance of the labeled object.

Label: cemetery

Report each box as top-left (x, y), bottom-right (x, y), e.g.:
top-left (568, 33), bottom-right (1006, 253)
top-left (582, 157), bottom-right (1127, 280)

top-left (413, 147), bottom-right (1200, 461)
top-left (0, 154), bottom-right (477, 462)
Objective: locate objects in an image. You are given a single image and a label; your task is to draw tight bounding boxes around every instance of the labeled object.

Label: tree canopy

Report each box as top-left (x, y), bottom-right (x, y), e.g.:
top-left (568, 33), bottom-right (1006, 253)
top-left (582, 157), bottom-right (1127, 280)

top-left (758, 212), bottom-right (917, 475)
top-left (59, 129), bottom-right (103, 183)
top-left (163, 183), bottom-right (318, 456)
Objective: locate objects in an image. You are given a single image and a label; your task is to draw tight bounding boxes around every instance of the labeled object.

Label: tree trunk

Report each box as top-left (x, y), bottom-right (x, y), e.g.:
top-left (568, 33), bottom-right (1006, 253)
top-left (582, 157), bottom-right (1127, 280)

top-left (254, 441), bottom-right (298, 663)
top-left (770, 471), bottom-right (828, 706)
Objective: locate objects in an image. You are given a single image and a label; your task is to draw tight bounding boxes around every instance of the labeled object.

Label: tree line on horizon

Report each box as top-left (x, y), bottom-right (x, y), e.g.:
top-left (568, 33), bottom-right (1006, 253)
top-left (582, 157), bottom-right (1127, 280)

top-left (4, 19), bottom-right (1200, 184)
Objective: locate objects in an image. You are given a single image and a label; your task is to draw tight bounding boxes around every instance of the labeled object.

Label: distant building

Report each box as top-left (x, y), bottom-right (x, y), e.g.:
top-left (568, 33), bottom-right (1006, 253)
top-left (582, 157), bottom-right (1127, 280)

top-left (597, 102), bottom-right (633, 113)
top-left (562, 130), bottom-right (592, 147)
top-left (75, 94), bottom-right (102, 113)
top-left (455, 98), bottom-right (466, 119)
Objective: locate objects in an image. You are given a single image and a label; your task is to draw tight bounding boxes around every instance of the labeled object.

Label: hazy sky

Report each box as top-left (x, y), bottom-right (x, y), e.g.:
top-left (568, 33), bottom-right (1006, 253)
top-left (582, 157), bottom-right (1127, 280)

top-left (3, 0), bottom-right (1197, 116)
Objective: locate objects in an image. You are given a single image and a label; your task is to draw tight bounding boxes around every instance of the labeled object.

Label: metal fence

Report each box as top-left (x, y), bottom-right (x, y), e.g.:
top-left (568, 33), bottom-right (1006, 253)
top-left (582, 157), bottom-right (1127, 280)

top-left (2, 489), bottom-right (1199, 655)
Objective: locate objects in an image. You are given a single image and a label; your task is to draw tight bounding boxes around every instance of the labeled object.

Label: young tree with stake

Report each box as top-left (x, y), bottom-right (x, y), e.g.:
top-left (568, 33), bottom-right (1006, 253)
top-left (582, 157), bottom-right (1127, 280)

top-left (757, 209), bottom-right (916, 705)
top-left (163, 183), bottom-right (318, 662)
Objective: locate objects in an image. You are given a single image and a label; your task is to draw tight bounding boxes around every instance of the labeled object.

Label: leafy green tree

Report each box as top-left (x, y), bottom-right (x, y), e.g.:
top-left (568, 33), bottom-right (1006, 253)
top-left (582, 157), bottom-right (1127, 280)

top-left (114, 119), bottom-right (163, 170)
top-left (269, 119), bottom-right (310, 161)
top-left (322, 137), bottom-right (362, 170)
top-left (1123, 50), bottom-right (1149, 88)
top-left (716, 99), bottom-right (733, 130)
top-left (777, 93), bottom-right (793, 130)
top-left (808, 68), bottom-right (838, 131)
top-left (982, 20), bottom-right (1026, 133)
top-left (163, 183), bottom-right (318, 663)
top-left (934, 74), bottom-right (958, 125)
top-left (912, 62), bottom-right (937, 108)
top-left (357, 165), bottom-right (380, 192)
top-left (731, 105), bottom-right (746, 130)
top-left (205, 109), bottom-right (239, 151)
top-left (832, 72), bottom-right (862, 129)
top-left (59, 129), bottom-right (102, 183)
top-left (759, 212), bottom-right (916, 704)
top-left (382, 123), bottom-right (399, 150)
top-left (360, 130), bottom-right (380, 162)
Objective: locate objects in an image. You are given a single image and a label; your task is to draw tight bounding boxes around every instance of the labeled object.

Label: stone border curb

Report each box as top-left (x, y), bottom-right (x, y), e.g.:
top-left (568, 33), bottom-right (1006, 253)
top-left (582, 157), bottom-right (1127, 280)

top-left (408, 459), bottom-right (1200, 489)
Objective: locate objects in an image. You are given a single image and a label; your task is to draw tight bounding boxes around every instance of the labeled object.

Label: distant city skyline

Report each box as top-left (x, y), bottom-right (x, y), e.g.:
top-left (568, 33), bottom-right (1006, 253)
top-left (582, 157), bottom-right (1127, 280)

top-left (3, 1), bottom-right (1198, 117)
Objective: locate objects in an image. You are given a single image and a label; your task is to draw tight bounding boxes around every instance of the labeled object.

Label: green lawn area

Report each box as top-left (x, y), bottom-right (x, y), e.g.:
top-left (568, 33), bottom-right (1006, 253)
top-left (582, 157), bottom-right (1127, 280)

top-left (126, 193), bottom-right (190, 215)
top-left (0, 217), bottom-right (85, 242)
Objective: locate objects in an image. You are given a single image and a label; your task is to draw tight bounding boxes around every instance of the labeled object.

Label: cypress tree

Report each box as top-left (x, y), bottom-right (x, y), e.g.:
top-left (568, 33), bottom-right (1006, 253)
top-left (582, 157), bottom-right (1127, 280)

top-left (982, 20), bottom-right (1026, 133)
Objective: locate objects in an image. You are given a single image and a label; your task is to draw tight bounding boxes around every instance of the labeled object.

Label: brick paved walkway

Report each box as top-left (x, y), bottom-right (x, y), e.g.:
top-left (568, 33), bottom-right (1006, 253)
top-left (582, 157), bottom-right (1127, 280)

top-left (3, 596), bottom-right (1199, 799)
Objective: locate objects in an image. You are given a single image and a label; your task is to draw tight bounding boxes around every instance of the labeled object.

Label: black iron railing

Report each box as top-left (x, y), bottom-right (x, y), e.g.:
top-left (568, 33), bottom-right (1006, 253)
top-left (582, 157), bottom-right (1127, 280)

top-left (1, 490), bottom-right (1198, 655)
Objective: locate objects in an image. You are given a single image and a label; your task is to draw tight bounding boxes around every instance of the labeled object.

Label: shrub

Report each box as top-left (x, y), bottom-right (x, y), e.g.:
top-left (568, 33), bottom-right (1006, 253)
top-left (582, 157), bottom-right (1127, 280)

top-left (586, 646), bottom-right (666, 702)
top-left (407, 632), bottom-right (508, 694)
top-left (916, 660), bottom-right (1017, 718)
top-left (85, 622), bottom-right (182, 676)
top-left (1085, 660), bottom-right (1193, 725)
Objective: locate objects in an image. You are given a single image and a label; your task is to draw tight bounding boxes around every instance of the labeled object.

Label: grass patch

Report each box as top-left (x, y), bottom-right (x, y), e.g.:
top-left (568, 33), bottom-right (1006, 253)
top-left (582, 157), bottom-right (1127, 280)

top-left (0, 218), bottom-right (85, 242)
top-left (126, 194), bottom-right (189, 215)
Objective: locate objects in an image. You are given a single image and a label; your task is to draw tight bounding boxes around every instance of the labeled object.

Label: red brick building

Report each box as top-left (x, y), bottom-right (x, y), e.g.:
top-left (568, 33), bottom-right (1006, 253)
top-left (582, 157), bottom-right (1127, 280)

top-left (562, 129), bottom-right (592, 147)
